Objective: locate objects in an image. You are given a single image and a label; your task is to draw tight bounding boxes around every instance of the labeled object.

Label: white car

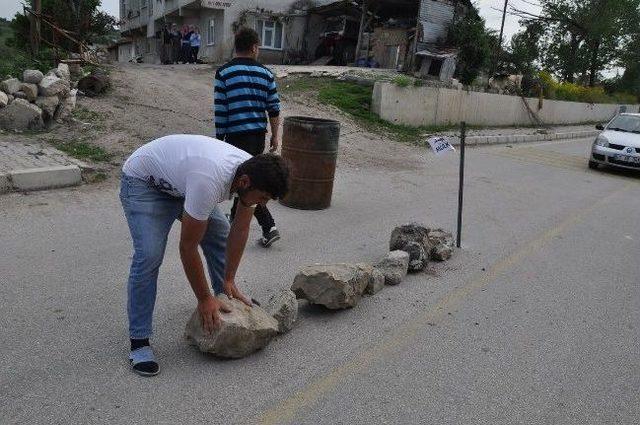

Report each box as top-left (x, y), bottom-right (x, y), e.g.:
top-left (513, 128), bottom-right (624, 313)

top-left (590, 113), bottom-right (640, 170)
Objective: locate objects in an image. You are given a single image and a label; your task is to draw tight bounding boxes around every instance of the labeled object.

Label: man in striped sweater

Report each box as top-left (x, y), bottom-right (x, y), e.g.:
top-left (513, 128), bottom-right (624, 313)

top-left (214, 28), bottom-right (282, 247)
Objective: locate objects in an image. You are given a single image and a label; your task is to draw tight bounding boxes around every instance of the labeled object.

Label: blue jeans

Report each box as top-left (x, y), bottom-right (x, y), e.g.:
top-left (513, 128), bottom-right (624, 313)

top-left (119, 175), bottom-right (230, 339)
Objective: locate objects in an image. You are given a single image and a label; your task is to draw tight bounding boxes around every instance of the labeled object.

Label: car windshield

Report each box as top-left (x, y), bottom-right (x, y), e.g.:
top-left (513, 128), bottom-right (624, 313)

top-left (607, 115), bottom-right (640, 133)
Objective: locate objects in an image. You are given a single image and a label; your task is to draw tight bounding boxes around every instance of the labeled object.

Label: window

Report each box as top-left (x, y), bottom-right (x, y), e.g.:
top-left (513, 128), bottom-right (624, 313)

top-left (207, 18), bottom-right (215, 45)
top-left (256, 19), bottom-right (283, 50)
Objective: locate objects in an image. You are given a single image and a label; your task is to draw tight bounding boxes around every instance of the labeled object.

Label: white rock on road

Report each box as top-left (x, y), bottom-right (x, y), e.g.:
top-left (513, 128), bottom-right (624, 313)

top-left (390, 223), bottom-right (432, 272)
top-left (184, 296), bottom-right (279, 359)
top-left (427, 228), bottom-right (454, 261)
top-left (265, 289), bottom-right (298, 333)
top-left (375, 250), bottom-right (410, 286)
top-left (364, 267), bottom-right (385, 295)
top-left (291, 263), bottom-right (370, 309)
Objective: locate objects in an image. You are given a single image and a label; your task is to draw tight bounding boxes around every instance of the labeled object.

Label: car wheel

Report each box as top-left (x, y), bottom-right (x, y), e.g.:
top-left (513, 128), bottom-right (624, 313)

top-left (588, 160), bottom-right (599, 169)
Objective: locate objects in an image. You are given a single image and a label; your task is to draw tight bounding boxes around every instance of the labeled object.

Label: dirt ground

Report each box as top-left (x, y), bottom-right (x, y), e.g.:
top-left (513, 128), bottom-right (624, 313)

top-left (0, 63), bottom-right (422, 175)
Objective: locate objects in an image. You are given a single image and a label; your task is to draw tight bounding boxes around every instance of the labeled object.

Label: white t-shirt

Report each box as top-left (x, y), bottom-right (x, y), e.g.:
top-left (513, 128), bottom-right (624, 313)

top-left (123, 134), bottom-right (251, 220)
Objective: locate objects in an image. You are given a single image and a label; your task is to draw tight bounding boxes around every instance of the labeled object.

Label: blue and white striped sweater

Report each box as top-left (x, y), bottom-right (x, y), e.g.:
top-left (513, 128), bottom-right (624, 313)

top-left (214, 58), bottom-right (280, 138)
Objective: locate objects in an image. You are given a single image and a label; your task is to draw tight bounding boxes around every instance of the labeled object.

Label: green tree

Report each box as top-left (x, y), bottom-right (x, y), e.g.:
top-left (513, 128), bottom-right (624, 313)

top-left (447, 6), bottom-right (496, 85)
top-left (10, 0), bottom-right (116, 53)
top-left (510, 0), bottom-right (640, 86)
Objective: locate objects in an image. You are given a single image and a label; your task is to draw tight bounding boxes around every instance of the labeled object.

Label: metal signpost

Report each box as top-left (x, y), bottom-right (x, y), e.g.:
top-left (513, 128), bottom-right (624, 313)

top-left (456, 122), bottom-right (466, 248)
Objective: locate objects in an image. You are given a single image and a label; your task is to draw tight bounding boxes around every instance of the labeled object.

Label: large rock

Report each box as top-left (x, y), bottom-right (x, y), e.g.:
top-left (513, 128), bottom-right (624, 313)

top-left (184, 296), bottom-right (279, 359)
top-left (13, 91), bottom-right (27, 100)
top-left (36, 96), bottom-right (60, 120)
top-left (427, 229), bottom-right (454, 261)
top-left (57, 63), bottom-right (70, 81)
top-left (291, 263), bottom-right (370, 309)
top-left (364, 267), bottom-right (385, 295)
top-left (38, 75), bottom-right (70, 97)
top-left (77, 71), bottom-right (110, 97)
top-left (390, 223), bottom-right (432, 272)
top-left (0, 91), bottom-right (7, 108)
top-left (23, 69), bottom-right (44, 84)
top-left (1, 78), bottom-right (21, 95)
top-left (20, 83), bottom-right (38, 102)
top-left (375, 250), bottom-right (410, 286)
top-left (265, 289), bottom-right (298, 333)
top-left (53, 89), bottom-right (77, 122)
top-left (0, 98), bottom-right (44, 131)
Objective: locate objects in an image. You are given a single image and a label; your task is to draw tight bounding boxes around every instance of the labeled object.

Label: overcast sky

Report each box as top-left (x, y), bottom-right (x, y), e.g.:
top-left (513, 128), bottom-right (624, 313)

top-left (1, 0), bottom-right (537, 43)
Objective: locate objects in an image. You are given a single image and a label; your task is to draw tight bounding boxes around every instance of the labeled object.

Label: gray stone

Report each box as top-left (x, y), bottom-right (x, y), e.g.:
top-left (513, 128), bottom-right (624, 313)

top-left (20, 83), bottom-right (38, 102)
top-left (57, 63), bottom-right (71, 81)
top-left (0, 91), bottom-right (7, 108)
top-left (265, 289), bottom-right (298, 333)
top-left (38, 75), bottom-right (70, 97)
top-left (7, 95), bottom-right (14, 103)
top-left (0, 78), bottom-right (22, 95)
top-left (0, 98), bottom-right (44, 131)
top-left (13, 91), bottom-right (27, 100)
top-left (291, 263), bottom-right (370, 309)
top-left (390, 223), bottom-right (432, 272)
top-left (428, 228), bottom-right (454, 261)
top-left (184, 296), bottom-right (279, 359)
top-left (375, 250), bottom-right (410, 286)
top-left (53, 89), bottom-right (77, 122)
top-left (23, 69), bottom-right (44, 84)
top-left (364, 267), bottom-right (385, 295)
top-left (404, 241), bottom-right (428, 272)
top-left (432, 243), bottom-right (453, 261)
top-left (36, 96), bottom-right (60, 120)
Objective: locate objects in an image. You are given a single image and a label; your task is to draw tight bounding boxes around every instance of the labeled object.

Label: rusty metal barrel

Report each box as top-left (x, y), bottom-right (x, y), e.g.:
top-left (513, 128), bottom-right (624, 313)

top-left (279, 116), bottom-right (341, 210)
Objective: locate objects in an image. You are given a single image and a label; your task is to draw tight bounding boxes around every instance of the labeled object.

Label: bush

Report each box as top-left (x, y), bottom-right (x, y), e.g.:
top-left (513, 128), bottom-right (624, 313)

top-left (538, 70), bottom-right (636, 104)
top-left (392, 75), bottom-right (412, 88)
top-left (0, 47), bottom-right (57, 79)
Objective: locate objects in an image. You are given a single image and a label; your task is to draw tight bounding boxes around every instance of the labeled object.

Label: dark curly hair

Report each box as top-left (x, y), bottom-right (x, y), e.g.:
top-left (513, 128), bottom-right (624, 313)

top-left (234, 27), bottom-right (261, 54)
top-left (236, 154), bottom-right (289, 199)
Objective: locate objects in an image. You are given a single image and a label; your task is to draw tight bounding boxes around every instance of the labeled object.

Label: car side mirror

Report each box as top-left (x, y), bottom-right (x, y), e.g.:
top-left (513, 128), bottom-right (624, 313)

top-left (595, 124), bottom-right (604, 130)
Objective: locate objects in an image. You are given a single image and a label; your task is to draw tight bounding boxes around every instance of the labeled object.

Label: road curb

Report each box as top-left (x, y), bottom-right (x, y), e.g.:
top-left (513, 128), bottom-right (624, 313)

top-left (2, 165), bottom-right (82, 193)
top-left (449, 130), bottom-right (598, 146)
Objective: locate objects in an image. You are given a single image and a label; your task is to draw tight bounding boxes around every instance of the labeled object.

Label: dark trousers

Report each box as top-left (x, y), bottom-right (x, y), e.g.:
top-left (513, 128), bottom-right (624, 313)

top-left (225, 132), bottom-right (275, 234)
top-left (190, 46), bottom-right (199, 63)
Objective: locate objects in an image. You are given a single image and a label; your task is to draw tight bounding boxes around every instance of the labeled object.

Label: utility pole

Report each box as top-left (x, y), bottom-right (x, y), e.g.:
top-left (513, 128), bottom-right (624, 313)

top-left (354, 0), bottom-right (368, 62)
top-left (29, 0), bottom-right (42, 54)
top-left (488, 0), bottom-right (508, 84)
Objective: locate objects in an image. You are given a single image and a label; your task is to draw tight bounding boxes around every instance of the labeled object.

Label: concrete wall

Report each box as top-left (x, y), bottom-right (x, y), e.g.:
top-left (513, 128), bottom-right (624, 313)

top-left (372, 82), bottom-right (640, 127)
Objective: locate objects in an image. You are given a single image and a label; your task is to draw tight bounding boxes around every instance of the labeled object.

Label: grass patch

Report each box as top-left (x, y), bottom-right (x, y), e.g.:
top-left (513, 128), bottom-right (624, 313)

top-left (72, 106), bottom-right (103, 122)
top-left (280, 76), bottom-right (456, 144)
top-left (50, 138), bottom-right (112, 162)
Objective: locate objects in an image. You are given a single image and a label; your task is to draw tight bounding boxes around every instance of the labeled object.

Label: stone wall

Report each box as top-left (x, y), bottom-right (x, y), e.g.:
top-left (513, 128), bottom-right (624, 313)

top-left (372, 81), bottom-right (640, 127)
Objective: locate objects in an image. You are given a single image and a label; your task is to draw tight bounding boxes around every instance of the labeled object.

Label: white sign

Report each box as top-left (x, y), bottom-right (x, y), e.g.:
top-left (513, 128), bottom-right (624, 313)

top-left (201, 0), bottom-right (233, 8)
top-left (427, 136), bottom-right (455, 156)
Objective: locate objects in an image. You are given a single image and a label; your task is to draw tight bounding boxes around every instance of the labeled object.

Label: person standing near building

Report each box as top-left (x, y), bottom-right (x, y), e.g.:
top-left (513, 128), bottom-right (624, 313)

top-left (170, 24), bottom-right (181, 64)
top-left (214, 27), bottom-right (282, 247)
top-left (190, 27), bottom-right (201, 63)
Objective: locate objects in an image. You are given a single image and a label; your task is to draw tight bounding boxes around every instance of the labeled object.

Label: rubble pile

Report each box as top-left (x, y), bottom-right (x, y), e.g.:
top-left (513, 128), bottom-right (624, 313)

top-left (0, 63), bottom-right (78, 131)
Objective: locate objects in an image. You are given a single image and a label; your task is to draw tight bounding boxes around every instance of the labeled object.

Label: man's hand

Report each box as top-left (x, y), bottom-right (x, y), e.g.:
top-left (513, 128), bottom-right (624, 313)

top-left (269, 134), bottom-right (279, 152)
top-left (198, 295), bottom-right (231, 334)
top-left (223, 280), bottom-right (252, 307)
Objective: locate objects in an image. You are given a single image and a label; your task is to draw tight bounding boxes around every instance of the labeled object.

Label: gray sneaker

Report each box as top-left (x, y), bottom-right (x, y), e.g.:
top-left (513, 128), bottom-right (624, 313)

top-left (260, 227), bottom-right (280, 248)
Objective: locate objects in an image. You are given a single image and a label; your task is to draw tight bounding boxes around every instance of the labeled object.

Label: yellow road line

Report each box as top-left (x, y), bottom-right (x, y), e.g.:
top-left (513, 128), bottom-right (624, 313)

top-left (255, 182), bottom-right (635, 425)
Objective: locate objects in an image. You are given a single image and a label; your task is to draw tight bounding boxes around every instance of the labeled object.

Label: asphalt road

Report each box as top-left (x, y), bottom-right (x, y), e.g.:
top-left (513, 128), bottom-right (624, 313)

top-left (1, 137), bottom-right (638, 424)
